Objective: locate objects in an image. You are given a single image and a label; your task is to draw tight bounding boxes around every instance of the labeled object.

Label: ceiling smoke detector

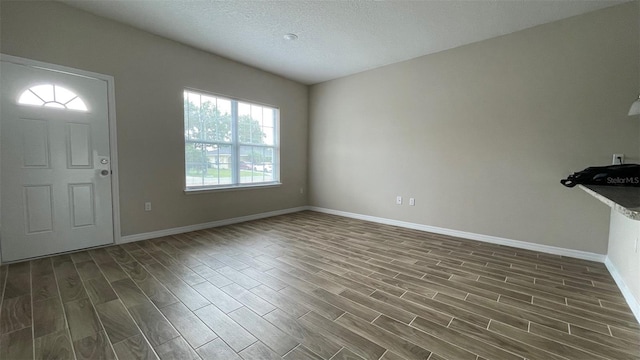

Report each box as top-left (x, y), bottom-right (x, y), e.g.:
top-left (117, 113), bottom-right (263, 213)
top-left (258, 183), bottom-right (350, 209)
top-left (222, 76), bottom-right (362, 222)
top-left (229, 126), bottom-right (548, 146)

top-left (283, 33), bottom-right (298, 41)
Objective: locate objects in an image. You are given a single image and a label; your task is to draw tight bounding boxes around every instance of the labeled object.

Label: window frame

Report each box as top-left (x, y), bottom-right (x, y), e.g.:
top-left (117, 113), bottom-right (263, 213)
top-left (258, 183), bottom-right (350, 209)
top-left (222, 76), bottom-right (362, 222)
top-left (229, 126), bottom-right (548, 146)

top-left (183, 88), bottom-right (280, 193)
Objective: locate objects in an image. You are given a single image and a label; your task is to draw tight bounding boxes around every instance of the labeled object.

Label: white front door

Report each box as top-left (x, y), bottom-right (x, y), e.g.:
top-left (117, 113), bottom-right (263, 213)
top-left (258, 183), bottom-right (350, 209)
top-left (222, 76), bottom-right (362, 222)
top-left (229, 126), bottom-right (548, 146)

top-left (1, 58), bottom-right (115, 262)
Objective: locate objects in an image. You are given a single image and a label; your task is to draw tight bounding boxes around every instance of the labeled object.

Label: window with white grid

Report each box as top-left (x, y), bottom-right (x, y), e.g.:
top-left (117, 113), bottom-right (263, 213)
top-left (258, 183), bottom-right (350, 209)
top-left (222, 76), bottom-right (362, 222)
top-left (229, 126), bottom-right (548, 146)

top-left (184, 90), bottom-right (279, 190)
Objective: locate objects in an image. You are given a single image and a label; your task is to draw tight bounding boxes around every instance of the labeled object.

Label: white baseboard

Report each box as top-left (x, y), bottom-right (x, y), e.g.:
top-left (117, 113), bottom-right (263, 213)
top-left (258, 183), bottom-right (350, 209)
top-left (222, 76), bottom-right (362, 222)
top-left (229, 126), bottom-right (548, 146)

top-left (121, 204), bottom-right (606, 262)
top-left (308, 206), bottom-right (606, 263)
top-left (604, 257), bottom-right (640, 324)
top-left (309, 207), bottom-right (639, 324)
top-left (118, 204), bottom-right (637, 323)
top-left (120, 206), bottom-right (309, 243)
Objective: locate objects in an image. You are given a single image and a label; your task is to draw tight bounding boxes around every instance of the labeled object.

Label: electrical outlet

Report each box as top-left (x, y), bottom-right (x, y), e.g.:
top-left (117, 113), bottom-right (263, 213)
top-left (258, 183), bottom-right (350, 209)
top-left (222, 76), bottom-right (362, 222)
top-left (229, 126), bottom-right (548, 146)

top-left (409, 198), bottom-right (415, 206)
top-left (144, 202), bottom-right (152, 211)
top-left (612, 154), bottom-right (624, 165)
top-left (300, 187), bottom-right (304, 194)
top-left (396, 196), bottom-right (402, 205)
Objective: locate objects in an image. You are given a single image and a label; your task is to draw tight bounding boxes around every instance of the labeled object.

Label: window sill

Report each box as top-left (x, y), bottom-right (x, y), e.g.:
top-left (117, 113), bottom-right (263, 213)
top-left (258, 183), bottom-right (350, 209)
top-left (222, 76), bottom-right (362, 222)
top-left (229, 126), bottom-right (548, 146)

top-left (184, 182), bottom-right (282, 194)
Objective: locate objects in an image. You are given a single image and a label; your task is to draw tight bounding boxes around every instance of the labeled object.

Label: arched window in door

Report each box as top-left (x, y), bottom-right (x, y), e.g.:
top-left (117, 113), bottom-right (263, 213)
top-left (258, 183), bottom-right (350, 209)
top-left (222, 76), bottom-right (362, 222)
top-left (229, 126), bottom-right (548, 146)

top-left (18, 84), bottom-right (88, 111)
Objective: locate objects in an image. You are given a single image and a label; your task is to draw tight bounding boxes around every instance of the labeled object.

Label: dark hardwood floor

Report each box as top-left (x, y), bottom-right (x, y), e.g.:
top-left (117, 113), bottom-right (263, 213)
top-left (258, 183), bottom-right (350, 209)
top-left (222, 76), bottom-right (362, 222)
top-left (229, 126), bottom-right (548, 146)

top-left (0, 211), bottom-right (638, 359)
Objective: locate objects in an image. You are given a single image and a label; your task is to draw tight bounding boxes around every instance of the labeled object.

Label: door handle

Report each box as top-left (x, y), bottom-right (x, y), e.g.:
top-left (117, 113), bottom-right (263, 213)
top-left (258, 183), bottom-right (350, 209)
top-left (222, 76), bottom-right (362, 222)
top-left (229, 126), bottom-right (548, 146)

top-left (100, 170), bottom-right (110, 176)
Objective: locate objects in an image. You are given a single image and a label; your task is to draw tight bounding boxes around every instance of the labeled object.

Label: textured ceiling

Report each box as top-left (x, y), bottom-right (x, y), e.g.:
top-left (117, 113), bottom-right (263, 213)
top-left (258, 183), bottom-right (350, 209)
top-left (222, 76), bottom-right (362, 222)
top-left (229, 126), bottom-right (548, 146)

top-left (60, 0), bottom-right (627, 85)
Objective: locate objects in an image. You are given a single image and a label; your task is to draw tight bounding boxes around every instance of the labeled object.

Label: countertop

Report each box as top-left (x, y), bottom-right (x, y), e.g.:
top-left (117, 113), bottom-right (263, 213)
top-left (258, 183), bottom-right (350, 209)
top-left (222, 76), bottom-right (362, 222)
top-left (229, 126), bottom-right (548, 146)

top-left (579, 185), bottom-right (640, 220)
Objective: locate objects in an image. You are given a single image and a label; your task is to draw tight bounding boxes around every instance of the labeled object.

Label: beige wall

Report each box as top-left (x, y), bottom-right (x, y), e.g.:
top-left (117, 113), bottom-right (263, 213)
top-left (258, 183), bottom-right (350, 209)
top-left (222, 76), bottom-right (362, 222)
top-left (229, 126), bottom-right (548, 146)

top-left (0, 1), bottom-right (309, 236)
top-left (309, 3), bottom-right (639, 254)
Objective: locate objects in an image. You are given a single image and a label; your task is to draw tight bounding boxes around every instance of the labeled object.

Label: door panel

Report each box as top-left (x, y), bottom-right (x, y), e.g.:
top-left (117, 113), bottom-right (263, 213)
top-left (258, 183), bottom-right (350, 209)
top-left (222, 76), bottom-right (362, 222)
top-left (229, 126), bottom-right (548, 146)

top-left (1, 59), bottom-right (114, 262)
top-left (22, 119), bottom-right (51, 167)
top-left (69, 183), bottom-right (95, 228)
top-left (24, 185), bottom-right (54, 233)
top-left (67, 122), bottom-right (93, 168)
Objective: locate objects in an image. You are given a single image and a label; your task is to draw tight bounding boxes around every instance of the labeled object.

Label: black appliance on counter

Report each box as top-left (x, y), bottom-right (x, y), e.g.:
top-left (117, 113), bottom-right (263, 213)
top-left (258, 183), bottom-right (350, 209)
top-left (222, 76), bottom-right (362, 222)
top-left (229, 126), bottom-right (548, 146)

top-left (561, 164), bottom-right (640, 188)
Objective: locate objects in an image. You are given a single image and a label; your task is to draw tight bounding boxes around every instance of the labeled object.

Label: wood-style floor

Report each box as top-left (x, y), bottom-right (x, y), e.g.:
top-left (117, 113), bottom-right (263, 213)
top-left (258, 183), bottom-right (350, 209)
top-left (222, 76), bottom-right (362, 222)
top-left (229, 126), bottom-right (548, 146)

top-left (0, 211), bottom-right (639, 360)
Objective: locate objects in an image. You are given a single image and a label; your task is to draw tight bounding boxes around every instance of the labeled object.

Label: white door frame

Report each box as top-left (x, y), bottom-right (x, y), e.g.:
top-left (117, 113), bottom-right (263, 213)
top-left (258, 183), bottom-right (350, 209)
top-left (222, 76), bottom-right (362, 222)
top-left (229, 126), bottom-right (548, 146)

top-left (0, 54), bottom-right (121, 264)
